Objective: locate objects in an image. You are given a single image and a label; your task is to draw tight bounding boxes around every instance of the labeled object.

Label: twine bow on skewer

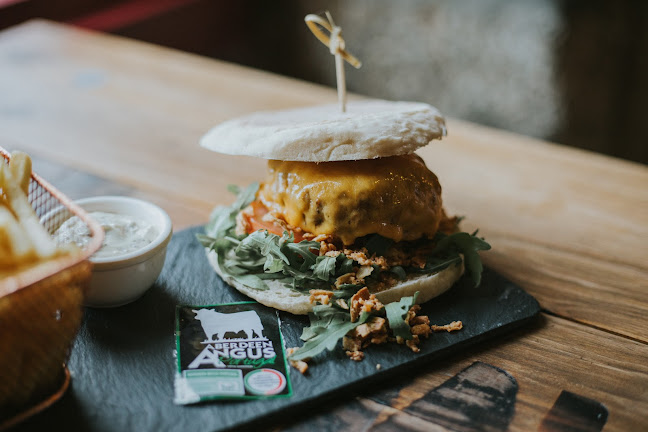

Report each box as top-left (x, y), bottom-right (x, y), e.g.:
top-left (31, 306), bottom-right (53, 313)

top-left (305, 12), bottom-right (362, 113)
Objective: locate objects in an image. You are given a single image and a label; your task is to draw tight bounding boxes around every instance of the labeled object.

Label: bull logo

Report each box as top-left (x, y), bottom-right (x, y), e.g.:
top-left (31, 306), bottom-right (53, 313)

top-left (192, 309), bottom-right (266, 342)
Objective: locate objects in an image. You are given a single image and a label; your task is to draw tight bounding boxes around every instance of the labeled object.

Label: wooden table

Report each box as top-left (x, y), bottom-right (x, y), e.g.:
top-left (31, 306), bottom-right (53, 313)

top-left (2, 20), bottom-right (647, 431)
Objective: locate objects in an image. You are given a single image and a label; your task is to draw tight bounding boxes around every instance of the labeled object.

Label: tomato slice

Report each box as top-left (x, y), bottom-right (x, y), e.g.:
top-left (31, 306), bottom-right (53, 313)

top-left (245, 201), bottom-right (306, 242)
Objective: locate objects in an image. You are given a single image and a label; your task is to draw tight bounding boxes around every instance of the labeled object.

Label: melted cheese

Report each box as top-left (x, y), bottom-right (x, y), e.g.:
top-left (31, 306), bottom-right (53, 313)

top-left (258, 154), bottom-right (444, 245)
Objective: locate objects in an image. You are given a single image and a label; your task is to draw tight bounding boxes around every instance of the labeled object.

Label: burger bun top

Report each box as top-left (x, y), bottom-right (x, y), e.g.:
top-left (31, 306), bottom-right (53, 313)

top-left (200, 100), bottom-right (446, 162)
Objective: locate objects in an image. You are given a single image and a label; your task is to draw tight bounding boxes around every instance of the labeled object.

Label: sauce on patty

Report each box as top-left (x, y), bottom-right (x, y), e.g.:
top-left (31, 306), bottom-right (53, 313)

top-left (258, 154), bottom-right (444, 245)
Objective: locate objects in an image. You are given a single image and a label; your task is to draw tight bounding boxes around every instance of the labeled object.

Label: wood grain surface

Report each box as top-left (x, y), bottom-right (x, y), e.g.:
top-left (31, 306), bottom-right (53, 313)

top-left (539, 390), bottom-right (608, 432)
top-left (1, 19), bottom-right (647, 431)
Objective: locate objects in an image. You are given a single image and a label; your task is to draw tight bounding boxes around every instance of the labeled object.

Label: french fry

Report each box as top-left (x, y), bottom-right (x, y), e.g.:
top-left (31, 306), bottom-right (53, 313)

top-left (0, 159), bottom-right (5, 191)
top-left (0, 204), bottom-right (36, 268)
top-left (9, 151), bottom-right (32, 196)
top-left (0, 150), bottom-right (75, 277)
top-left (0, 157), bottom-right (57, 259)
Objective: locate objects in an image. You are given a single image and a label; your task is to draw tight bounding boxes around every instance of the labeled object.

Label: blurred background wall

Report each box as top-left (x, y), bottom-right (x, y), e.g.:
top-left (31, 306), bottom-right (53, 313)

top-left (2, 0), bottom-right (646, 164)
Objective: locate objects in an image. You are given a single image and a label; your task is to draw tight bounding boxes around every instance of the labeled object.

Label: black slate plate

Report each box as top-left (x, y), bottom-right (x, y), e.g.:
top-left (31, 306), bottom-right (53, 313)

top-left (16, 227), bottom-right (540, 432)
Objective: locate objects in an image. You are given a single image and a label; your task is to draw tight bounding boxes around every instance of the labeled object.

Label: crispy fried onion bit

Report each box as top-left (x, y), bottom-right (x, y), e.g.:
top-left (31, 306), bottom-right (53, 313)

top-left (309, 289), bottom-right (334, 306)
top-left (308, 265), bottom-right (375, 307)
top-left (396, 305), bottom-right (464, 353)
top-left (286, 347), bottom-right (309, 374)
top-left (342, 288), bottom-right (387, 361)
top-left (431, 320), bottom-right (463, 332)
top-left (343, 303), bottom-right (465, 360)
top-left (308, 288), bottom-right (464, 363)
top-left (349, 287), bottom-right (383, 322)
top-left (395, 304), bottom-right (432, 353)
top-left (343, 316), bottom-right (388, 361)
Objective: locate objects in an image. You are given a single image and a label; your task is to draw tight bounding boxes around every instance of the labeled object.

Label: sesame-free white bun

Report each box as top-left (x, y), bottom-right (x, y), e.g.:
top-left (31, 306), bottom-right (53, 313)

top-left (206, 249), bottom-right (463, 315)
top-left (200, 100), bottom-right (446, 162)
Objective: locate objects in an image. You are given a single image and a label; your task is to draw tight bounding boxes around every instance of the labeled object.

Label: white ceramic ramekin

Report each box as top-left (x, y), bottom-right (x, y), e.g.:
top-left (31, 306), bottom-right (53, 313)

top-left (74, 196), bottom-right (173, 307)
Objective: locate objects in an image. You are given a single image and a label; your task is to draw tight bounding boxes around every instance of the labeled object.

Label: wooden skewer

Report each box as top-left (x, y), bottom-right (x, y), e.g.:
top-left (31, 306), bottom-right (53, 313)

top-left (305, 11), bottom-right (362, 112)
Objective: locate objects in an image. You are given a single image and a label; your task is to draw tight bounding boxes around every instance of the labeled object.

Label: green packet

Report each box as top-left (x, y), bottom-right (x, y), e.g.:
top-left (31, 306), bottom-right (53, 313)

top-left (174, 302), bottom-right (293, 404)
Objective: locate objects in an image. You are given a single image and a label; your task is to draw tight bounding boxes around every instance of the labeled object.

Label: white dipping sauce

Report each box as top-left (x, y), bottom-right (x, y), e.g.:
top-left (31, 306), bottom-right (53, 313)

top-left (55, 211), bottom-right (158, 258)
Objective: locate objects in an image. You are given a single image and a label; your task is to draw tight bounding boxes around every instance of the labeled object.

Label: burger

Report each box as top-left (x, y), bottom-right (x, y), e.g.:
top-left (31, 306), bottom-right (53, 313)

top-left (197, 100), bottom-right (490, 361)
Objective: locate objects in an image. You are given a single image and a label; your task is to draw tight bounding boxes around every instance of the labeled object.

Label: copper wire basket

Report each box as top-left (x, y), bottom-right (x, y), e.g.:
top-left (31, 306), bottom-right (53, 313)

top-left (0, 147), bottom-right (104, 428)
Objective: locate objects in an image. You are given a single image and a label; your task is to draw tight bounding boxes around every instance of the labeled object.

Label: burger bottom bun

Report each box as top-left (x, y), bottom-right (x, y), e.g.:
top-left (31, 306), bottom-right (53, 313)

top-left (207, 250), bottom-right (464, 315)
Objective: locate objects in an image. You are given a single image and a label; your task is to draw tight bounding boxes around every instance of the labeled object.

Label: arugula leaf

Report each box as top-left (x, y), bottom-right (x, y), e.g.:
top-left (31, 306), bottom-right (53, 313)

top-left (226, 273), bottom-right (268, 290)
top-left (432, 231), bottom-right (491, 287)
top-left (293, 292), bottom-right (420, 361)
top-left (196, 233), bottom-right (218, 249)
top-left (205, 182), bottom-right (259, 237)
top-left (290, 308), bottom-right (370, 361)
top-left (364, 234), bottom-right (394, 256)
top-left (416, 256), bottom-right (463, 274)
top-left (385, 292), bottom-right (419, 340)
top-left (286, 240), bottom-right (320, 270)
top-left (300, 304), bottom-right (342, 341)
top-left (256, 272), bottom-right (291, 281)
top-left (263, 255), bottom-right (285, 273)
top-left (337, 254), bottom-right (355, 274)
top-left (213, 240), bottom-right (269, 290)
top-left (231, 182), bottom-right (258, 213)
top-left (390, 265), bottom-right (407, 280)
top-left (333, 285), bottom-right (363, 298)
top-left (204, 206), bottom-right (233, 239)
top-left (312, 256), bottom-right (337, 281)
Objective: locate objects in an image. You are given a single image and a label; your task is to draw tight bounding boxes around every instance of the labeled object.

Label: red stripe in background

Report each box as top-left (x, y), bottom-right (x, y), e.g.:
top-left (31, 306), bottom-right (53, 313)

top-left (69, 0), bottom-right (198, 32)
top-left (0, 0), bottom-right (27, 8)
